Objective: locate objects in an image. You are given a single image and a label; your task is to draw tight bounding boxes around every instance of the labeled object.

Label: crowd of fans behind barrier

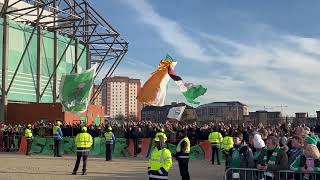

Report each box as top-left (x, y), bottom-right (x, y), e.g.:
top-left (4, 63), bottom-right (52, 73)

top-left (2, 120), bottom-right (319, 145)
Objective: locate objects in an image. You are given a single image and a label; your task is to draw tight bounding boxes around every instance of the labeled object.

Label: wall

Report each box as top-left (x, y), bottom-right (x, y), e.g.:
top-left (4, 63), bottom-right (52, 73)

top-left (65, 104), bottom-right (105, 125)
top-left (7, 103), bottom-right (63, 125)
top-left (7, 103), bottom-right (104, 125)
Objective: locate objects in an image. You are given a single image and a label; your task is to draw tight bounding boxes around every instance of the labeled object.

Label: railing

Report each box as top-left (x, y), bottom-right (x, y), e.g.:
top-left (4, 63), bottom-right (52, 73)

top-left (0, 135), bottom-right (23, 152)
top-left (225, 168), bottom-right (320, 180)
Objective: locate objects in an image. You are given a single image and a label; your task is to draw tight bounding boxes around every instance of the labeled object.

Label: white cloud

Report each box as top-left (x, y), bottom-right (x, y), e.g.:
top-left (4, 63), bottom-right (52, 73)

top-left (284, 35), bottom-right (320, 56)
top-left (117, 0), bottom-right (320, 115)
top-left (200, 32), bottom-right (320, 112)
top-left (120, 0), bottom-right (212, 62)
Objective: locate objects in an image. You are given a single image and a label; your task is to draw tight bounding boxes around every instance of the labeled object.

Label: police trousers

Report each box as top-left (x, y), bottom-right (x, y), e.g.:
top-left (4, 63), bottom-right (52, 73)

top-left (73, 151), bottom-right (89, 173)
top-left (105, 144), bottom-right (113, 161)
top-left (211, 143), bottom-right (220, 164)
top-left (26, 139), bottom-right (32, 155)
top-left (178, 158), bottom-right (190, 180)
top-left (54, 140), bottom-right (61, 157)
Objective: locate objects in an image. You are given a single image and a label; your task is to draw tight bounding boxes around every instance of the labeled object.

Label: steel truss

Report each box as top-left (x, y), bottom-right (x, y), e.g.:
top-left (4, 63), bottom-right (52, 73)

top-left (0, 0), bottom-right (128, 104)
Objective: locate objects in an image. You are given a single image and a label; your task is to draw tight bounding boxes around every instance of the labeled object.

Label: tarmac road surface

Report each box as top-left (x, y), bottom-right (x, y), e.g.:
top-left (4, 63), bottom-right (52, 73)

top-left (0, 153), bottom-right (224, 180)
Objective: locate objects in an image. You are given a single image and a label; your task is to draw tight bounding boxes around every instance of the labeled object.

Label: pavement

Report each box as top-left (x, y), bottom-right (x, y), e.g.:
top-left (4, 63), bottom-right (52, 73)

top-left (0, 153), bottom-right (225, 180)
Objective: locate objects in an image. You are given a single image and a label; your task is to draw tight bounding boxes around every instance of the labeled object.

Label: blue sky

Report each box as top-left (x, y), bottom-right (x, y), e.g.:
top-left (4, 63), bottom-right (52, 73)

top-left (92, 0), bottom-right (320, 116)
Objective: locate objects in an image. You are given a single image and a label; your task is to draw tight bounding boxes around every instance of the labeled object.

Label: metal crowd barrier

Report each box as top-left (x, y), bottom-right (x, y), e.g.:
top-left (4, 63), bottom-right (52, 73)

top-left (0, 135), bottom-right (22, 152)
top-left (225, 168), bottom-right (320, 180)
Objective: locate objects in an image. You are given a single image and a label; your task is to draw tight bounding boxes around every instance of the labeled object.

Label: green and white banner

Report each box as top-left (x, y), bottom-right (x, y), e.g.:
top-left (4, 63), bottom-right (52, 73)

top-left (59, 65), bottom-right (96, 113)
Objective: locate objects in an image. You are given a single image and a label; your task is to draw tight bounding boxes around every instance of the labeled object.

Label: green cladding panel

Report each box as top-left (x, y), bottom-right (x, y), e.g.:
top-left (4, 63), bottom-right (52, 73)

top-left (7, 20), bottom-right (38, 102)
top-left (0, 17), bottom-right (88, 103)
top-left (78, 43), bottom-right (87, 73)
top-left (41, 31), bottom-right (54, 103)
top-left (0, 18), bottom-right (3, 96)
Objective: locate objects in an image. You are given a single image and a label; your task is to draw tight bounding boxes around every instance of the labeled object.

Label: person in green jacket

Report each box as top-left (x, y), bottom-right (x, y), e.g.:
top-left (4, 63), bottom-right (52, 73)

top-left (290, 144), bottom-right (320, 180)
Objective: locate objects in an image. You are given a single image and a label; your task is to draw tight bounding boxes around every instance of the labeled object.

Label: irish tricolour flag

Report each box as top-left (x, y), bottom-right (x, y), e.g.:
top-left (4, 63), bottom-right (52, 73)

top-left (137, 55), bottom-right (207, 106)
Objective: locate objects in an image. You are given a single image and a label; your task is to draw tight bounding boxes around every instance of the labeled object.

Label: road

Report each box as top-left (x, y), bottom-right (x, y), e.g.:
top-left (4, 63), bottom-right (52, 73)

top-left (0, 153), bottom-right (225, 180)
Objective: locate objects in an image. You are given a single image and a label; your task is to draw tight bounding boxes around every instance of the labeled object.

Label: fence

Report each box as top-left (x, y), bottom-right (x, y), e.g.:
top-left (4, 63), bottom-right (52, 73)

top-left (0, 136), bottom-right (224, 160)
top-left (0, 135), bottom-right (22, 152)
top-left (225, 168), bottom-right (320, 180)
top-left (0, 136), bottom-right (227, 162)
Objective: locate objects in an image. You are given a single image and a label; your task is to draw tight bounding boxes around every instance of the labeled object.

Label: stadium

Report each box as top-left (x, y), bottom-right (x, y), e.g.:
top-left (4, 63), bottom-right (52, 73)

top-left (0, 2), bottom-right (223, 180)
top-left (0, 0), bottom-right (128, 125)
top-left (2, 1), bottom-right (312, 180)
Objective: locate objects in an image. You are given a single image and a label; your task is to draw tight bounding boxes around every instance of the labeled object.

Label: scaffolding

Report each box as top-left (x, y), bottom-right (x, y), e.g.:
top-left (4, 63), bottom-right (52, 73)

top-left (0, 0), bottom-right (128, 121)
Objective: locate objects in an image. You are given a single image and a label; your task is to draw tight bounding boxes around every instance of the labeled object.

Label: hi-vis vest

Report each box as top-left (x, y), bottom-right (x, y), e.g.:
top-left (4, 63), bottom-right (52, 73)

top-left (53, 126), bottom-right (59, 135)
top-left (104, 132), bottom-right (114, 144)
top-left (208, 132), bottom-right (223, 144)
top-left (75, 133), bottom-right (93, 151)
top-left (25, 128), bottom-right (33, 139)
top-left (221, 136), bottom-right (234, 151)
top-left (176, 137), bottom-right (191, 158)
top-left (149, 148), bottom-right (172, 179)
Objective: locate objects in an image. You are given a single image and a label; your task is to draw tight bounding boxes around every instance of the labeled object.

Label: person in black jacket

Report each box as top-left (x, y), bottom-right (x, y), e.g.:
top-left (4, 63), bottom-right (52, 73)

top-left (225, 132), bottom-right (255, 180)
top-left (131, 126), bottom-right (142, 157)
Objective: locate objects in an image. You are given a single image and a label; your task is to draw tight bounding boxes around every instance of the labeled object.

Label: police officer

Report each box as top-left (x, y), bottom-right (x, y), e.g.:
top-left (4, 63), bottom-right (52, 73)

top-left (221, 131), bottom-right (234, 165)
top-left (53, 121), bottom-right (63, 157)
top-left (25, 124), bottom-right (33, 156)
top-left (176, 130), bottom-right (190, 180)
top-left (148, 135), bottom-right (172, 180)
top-left (72, 126), bottom-right (93, 175)
top-left (104, 127), bottom-right (115, 161)
top-left (208, 128), bottom-right (223, 165)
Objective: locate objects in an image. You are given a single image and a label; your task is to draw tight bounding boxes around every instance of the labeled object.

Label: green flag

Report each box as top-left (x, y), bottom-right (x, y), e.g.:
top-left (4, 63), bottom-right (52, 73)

top-left (182, 84), bottom-right (207, 104)
top-left (59, 66), bottom-right (96, 113)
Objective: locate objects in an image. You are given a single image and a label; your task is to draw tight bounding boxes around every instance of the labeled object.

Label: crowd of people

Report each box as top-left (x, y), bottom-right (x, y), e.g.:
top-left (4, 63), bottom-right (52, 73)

top-left (2, 120), bottom-right (320, 179)
top-left (217, 124), bottom-right (320, 180)
top-left (1, 120), bottom-right (320, 145)
top-left (1, 120), bottom-right (241, 144)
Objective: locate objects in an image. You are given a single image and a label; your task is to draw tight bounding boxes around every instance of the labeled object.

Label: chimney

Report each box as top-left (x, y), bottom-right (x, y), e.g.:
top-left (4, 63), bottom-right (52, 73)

top-left (317, 111), bottom-right (320, 119)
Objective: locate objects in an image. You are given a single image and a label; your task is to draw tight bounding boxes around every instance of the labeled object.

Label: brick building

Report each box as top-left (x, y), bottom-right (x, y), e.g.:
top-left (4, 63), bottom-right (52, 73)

top-left (248, 111), bottom-right (282, 126)
top-left (102, 76), bottom-right (141, 120)
top-left (92, 85), bottom-right (102, 106)
top-left (196, 101), bottom-right (249, 124)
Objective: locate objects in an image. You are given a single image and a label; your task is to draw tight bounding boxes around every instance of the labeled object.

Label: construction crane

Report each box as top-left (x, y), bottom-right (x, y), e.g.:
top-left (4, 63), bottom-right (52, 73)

top-left (271, 105), bottom-right (288, 113)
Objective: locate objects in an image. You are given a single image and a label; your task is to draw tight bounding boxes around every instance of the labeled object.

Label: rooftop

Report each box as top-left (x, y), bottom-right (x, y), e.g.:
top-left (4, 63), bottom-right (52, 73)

top-left (105, 76), bottom-right (141, 82)
top-left (142, 102), bottom-right (195, 111)
top-left (197, 101), bottom-right (248, 108)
